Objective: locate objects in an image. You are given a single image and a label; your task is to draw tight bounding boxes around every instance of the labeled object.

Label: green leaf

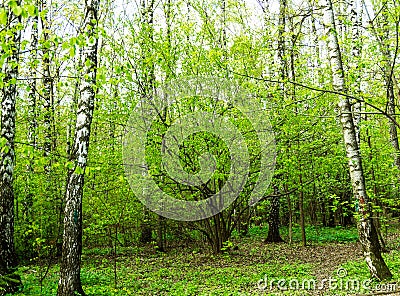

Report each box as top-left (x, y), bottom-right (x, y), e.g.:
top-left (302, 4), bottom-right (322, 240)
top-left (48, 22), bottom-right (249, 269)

top-left (1, 145), bottom-right (9, 154)
top-left (69, 46), bottom-right (75, 57)
top-left (12, 5), bottom-right (23, 16)
top-left (85, 58), bottom-right (92, 68)
top-left (27, 4), bottom-right (36, 16)
top-left (0, 9), bottom-right (7, 25)
top-left (62, 41), bottom-right (69, 50)
top-left (75, 166), bottom-right (85, 175)
top-left (65, 161), bottom-right (74, 170)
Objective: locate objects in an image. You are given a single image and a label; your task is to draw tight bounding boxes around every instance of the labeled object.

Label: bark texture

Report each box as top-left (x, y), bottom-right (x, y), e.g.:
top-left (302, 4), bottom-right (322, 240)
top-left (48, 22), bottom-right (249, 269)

top-left (350, 0), bottom-right (361, 145)
top-left (41, 0), bottom-right (55, 166)
top-left (0, 2), bottom-right (22, 294)
top-left (57, 1), bottom-right (99, 295)
top-left (265, 0), bottom-right (284, 245)
top-left (265, 186), bottom-right (283, 243)
top-left (321, 0), bottom-right (392, 280)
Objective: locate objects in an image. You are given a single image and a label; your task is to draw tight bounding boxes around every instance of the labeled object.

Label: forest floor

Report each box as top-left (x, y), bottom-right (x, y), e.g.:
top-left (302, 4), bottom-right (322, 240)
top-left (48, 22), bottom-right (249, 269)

top-left (11, 225), bottom-right (400, 296)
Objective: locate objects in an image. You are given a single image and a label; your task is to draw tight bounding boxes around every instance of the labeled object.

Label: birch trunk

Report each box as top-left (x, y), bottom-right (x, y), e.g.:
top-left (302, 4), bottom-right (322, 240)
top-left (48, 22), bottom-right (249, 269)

top-left (41, 0), bottom-right (54, 162)
top-left (27, 5), bottom-right (38, 153)
top-left (350, 0), bottom-right (361, 145)
top-left (57, 0), bottom-right (99, 295)
top-left (321, 0), bottom-right (392, 280)
top-left (0, 1), bottom-right (22, 293)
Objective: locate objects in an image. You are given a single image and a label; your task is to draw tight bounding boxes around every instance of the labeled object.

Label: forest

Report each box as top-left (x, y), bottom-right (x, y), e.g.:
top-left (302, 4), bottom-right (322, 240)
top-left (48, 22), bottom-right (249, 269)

top-left (0, 0), bottom-right (400, 295)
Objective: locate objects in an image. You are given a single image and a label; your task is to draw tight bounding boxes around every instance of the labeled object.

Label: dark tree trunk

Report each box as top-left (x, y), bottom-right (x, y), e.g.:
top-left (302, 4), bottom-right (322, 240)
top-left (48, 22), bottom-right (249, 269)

top-left (157, 215), bottom-right (166, 252)
top-left (285, 184), bottom-right (293, 244)
top-left (265, 187), bottom-right (283, 243)
top-left (140, 208), bottom-right (152, 244)
top-left (299, 174), bottom-right (306, 246)
top-left (57, 1), bottom-right (99, 295)
top-left (321, 197), bottom-right (327, 227)
top-left (236, 206), bottom-right (250, 236)
top-left (327, 196), bottom-right (335, 227)
top-left (201, 212), bottom-right (230, 254)
top-left (0, 2), bottom-right (22, 294)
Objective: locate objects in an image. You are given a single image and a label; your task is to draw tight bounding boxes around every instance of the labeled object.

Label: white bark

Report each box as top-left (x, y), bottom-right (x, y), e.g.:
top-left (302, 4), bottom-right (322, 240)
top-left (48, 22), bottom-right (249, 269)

top-left (41, 0), bottom-right (54, 161)
top-left (321, 0), bottom-right (392, 280)
top-left (58, 0), bottom-right (100, 295)
top-left (0, 1), bottom-right (23, 293)
top-left (28, 7), bottom-right (38, 151)
top-left (350, 0), bottom-right (362, 145)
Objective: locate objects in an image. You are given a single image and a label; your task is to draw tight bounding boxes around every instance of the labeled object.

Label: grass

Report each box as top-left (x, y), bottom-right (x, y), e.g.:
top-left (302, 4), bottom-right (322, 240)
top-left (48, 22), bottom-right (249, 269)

top-left (244, 224), bottom-right (359, 243)
top-left (9, 225), bottom-right (400, 296)
top-left (14, 258), bottom-right (316, 295)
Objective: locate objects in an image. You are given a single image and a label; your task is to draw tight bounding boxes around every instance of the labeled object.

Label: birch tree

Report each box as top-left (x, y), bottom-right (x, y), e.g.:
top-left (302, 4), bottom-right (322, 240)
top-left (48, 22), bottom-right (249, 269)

top-left (321, 0), bottom-right (392, 280)
top-left (0, 1), bottom-right (23, 293)
top-left (57, 0), bottom-right (100, 294)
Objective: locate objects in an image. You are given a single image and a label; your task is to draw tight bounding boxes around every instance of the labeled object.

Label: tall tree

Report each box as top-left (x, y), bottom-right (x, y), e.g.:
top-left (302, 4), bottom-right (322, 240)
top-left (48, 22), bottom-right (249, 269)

top-left (266, 0), bottom-right (285, 243)
top-left (381, 7), bottom-right (400, 172)
top-left (137, 0), bottom-right (156, 246)
top-left (321, 0), bottom-right (392, 280)
top-left (0, 0), bottom-right (23, 293)
top-left (57, 0), bottom-right (100, 294)
top-left (363, 0), bottom-right (400, 172)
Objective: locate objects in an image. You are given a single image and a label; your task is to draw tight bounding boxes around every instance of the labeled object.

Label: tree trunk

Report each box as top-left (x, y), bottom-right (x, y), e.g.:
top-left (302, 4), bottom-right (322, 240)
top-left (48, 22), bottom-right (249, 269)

top-left (57, 1), bottom-right (99, 295)
top-left (387, 85), bottom-right (400, 169)
top-left (299, 174), bottom-right (306, 246)
top-left (157, 215), bottom-right (166, 252)
top-left (140, 208), bottom-right (152, 244)
top-left (321, 0), bottom-right (392, 280)
top-left (41, 0), bottom-right (54, 162)
top-left (236, 206), bottom-right (250, 236)
top-left (284, 183), bottom-right (293, 244)
top-left (271, 0), bottom-right (289, 245)
top-left (0, 2), bottom-right (23, 293)
top-left (265, 186), bottom-right (283, 243)
top-left (367, 3), bottom-right (400, 172)
top-left (366, 122), bottom-right (388, 251)
top-left (350, 0), bottom-right (361, 145)
top-left (277, 0), bottom-right (287, 87)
